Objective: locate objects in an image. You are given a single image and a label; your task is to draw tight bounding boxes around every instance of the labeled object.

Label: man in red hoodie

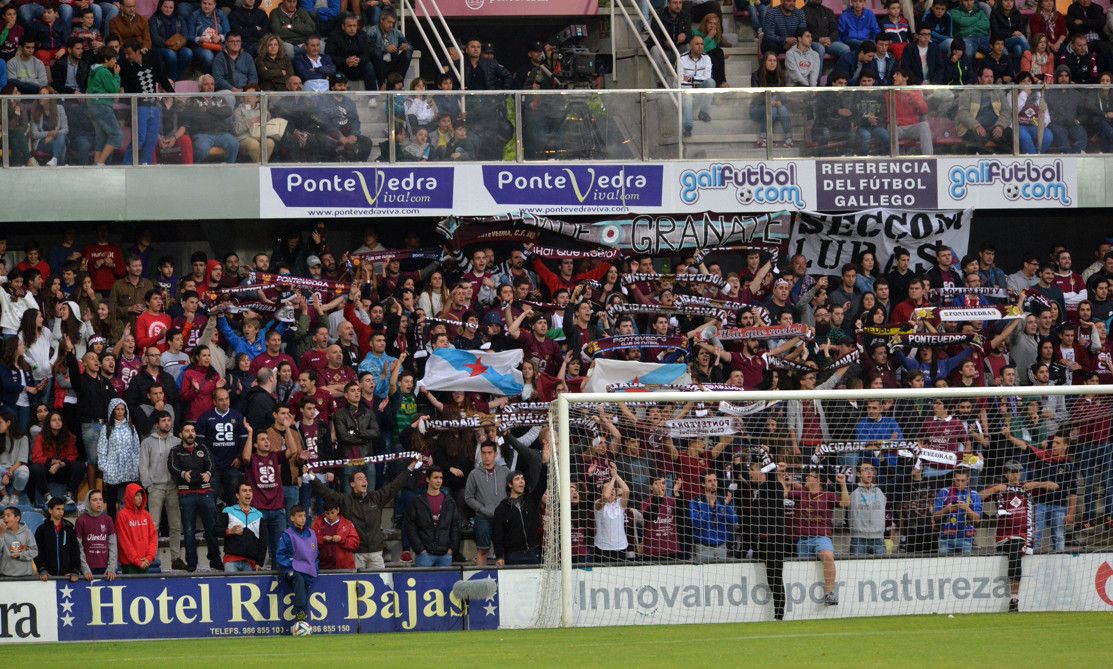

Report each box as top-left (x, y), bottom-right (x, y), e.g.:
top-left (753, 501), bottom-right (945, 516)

top-left (115, 483), bottom-right (158, 574)
top-left (312, 501), bottom-right (359, 569)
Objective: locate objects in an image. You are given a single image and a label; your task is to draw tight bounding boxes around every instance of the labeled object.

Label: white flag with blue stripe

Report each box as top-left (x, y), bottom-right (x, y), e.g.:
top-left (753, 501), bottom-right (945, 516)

top-left (583, 359), bottom-right (692, 393)
top-left (419, 348), bottom-right (525, 396)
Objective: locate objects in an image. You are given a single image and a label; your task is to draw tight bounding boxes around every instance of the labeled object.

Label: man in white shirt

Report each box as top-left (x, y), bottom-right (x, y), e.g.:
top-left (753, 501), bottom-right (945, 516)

top-left (786, 28), bottom-right (820, 86)
top-left (681, 34), bottom-right (714, 138)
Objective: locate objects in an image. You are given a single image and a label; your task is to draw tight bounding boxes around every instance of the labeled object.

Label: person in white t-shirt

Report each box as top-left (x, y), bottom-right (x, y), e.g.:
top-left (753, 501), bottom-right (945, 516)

top-left (680, 34), bottom-right (715, 138)
top-left (593, 463), bottom-right (631, 561)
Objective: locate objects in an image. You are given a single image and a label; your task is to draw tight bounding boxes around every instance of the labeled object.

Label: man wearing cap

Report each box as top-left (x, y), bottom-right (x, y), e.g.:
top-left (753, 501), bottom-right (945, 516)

top-left (324, 73), bottom-right (371, 163)
top-left (980, 459), bottom-right (1059, 611)
top-left (306, 255), bottom-right (324, 280)
top-left (515, 41), bottom-right (557, 90)
top-left (326, 13), bottom-right (375, 91)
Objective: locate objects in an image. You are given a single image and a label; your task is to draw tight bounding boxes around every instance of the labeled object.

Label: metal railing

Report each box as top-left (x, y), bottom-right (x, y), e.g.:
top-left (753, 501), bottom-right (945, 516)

top-left (1, 84), bottom-right (1110, 167)
top-left (399, 0), bottom-right (463, 89)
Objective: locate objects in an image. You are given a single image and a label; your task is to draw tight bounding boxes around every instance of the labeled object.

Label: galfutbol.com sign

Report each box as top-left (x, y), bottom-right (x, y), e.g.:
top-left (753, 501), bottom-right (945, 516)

top-left (259, 157), bottom-right (1078, 218)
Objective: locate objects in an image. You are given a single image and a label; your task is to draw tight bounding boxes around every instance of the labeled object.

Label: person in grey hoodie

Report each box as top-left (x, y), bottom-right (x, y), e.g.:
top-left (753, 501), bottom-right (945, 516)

top-left (464, 435), bottom-right (532, 567)
top-left (139, 410), bottom-right (185, 571)
top-left (848, 461), bottom-right (888, 556)
top-left (1, 505), bottom-right (38, 577)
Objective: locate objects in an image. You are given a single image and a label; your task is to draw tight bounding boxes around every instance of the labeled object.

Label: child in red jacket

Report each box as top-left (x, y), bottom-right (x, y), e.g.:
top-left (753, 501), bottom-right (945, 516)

top-left (115, 482), bottom-right (158, 574)
top-left (312, 501), bottom-right (359, 570)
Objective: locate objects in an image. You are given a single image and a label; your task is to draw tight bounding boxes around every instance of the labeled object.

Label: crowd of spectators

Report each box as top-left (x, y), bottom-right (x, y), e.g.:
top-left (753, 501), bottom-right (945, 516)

top-left (659, 0), bottom-right (1113, 153)
top-left (0, 222), bottom-right (1111, 590)
top-left (3, 0), bottom-right (583, 165)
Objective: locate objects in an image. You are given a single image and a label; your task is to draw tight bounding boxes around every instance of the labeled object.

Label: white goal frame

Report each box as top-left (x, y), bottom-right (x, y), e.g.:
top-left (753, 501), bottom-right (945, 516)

top-left (552, 384), bottom-right (1113, 627)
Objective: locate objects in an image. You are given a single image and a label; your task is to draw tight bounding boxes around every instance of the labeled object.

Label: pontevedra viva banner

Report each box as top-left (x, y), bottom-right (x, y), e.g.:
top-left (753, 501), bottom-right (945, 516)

top-left (257, 157), bottom-right (1078, 218)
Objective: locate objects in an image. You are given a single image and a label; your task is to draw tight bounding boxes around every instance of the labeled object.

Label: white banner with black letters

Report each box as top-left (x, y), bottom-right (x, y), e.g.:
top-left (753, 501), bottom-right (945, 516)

top-left (788, 208), bottom-right (973, 275)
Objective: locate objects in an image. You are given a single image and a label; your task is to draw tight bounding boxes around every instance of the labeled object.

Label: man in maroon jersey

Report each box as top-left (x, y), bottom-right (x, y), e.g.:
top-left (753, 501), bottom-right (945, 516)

top-left (1052, 249), bottom-right (1087, 320)
top-left (288, 369), bottom-right (335, 425)
top-left (249, 329), bottom-right (299, 378)
top-left (507, 307), bottom-right (561, 375)
top-left (240, 428), bottom-right (288, 568)
top-left (299, 325), bottom-right (331, 372)
top-left (980, 459), bottom-right (1060, 612)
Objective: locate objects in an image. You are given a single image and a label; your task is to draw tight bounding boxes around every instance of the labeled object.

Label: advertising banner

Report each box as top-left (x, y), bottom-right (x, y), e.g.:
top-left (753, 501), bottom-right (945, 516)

top-left (788, 208), bottom-right (973, 274)
top-left (55, 570), bottom-right (498, 641)
top-left (0, 581), bottom-right (57, 644)
top-left (415, 0), bottom-right (599, 17)
top-left (937, 157), bottom-right (1076, 208)
top-left (479, 165), bottom-right (664, 214)
top-left (814, 159), bottom-right (938, 210)
top-left (672, 162), bottom-right (813, 212)
top-left (260, 167), bottom-right (455, 217)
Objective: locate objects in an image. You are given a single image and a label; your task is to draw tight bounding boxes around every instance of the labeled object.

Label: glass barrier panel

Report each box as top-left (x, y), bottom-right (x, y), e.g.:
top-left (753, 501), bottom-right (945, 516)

top-left (265, 91), bottom-right (375, 163)
top-left (927, 84), bottom-right (1012, 156)
top-left (642, 89), bottom-right (682, 160)
top-left (394, 91), bottom-right (516, 162)
top-left (519, 90), bottom-right (643, 161)
top-left (773, 87), bottom-right (826, 160)
top-left (677, 88), bottom-right (769, 160)
top-left (6, 94), bottom-right (134, 167)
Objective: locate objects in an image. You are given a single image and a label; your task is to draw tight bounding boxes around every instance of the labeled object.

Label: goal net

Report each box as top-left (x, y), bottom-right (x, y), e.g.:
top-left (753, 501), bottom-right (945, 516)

top-left (533, 385), bottom-right (1113, 627)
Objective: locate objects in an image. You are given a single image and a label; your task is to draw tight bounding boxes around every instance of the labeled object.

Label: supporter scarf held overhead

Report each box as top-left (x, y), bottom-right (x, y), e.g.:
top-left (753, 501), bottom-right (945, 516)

top-left (606, 301), bottom-right (732, 323)
top-left (529, 245), bottom-right (624, 260)
top-left (246, 272), bottom-right (349, 296)
top-left (349, 247), bottom-right (442, 267)
top-left (621, 273), bottom-right (727, 289)
top-left (914, 305), bottom-right (1025, 322)
top-left (717, 324), bottom-right (814, 341)
top-left (582, 334), bottom-right (688, 360)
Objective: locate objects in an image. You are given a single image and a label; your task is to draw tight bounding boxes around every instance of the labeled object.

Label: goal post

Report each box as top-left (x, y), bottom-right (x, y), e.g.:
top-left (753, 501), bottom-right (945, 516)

top-left (547, 384), bottom-right (1113, 628)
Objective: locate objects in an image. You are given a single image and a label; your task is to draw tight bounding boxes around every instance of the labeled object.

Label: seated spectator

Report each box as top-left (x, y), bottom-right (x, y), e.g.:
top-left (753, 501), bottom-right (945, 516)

top-left (212, 31), bottom-right (258, 92)
top-left (0, 409), bottom-right (29, 505)
top-left (891, 67), bottom-right (933, 155)
top-left (302, 0), bottom-right (341, 35)
top-left (28, 96), bottom-right (69, 167)
top-left (1010, 71), bottom-right (1052, 154)
top-left (802, 0), bottom-right (848, 61)
top-left (1047, 65), bottom-right (1089, 154)
top-left (854, 67), bottom-right (887, 155)
top-left (955, 66), bottom-right (1012, 153)
top-left (950, 0), bottom-right (990, 57)
top-left (27, 5), bottom-right (66, 68)
top-left (327, 12), bottom-right (375, 91)
top-left (232, 84), bottom-right (274, 162)
top-left (71, 8), bottom-right (105, 57)
top-left (188, 0), bottom-right (230, 73)
top-left (229, 0), bottom-right (269, 56)
top-left (872, 33), bottom-right (897, 85)
top-left (1029, 0), bottom-right (1067, 55)
top-left (749, 51), bottom-right (792, 149)
top-left (1066, 0), bottom-right (1112, 62)
top-left (1022, 32), bottom-right (1056, 84)
top-left (156, 95), bottom-right (194, 164)
top-left (983, 36), bottom-right (1017, 83)
top-left (901, 25), bottom-right (941, 84)
top-left (0, 8), bottom-right (22, 64)
top-left (0, 506), bottom-right (37, 578)
top-left (110, 0), bottom-right (153, 53)
top-left (835, 38), bottom-right (876, 85)
top-left (256, 33), bottom-right (294, 91)
top-left (293, 34), bottom-right (335, 92)
top-left (652, 0), bottom-right (690, 53)
top-left (7, 38), bottom-right (50, 94)
top-left (680, 34), bottom-right (714, 138)
top-left (319, 75), bottom-right (372, 161)
top-left (368, 9), bottom-right (411, 89)
top-left (692, 11), bottom-right (728, 87)
top-left (878, 0), bottom-right (912, 59)
top-left (935, 38), bottom-right (972, 85)
top-left (811, 70), bottom-right (854, 154)
top-left (921, 0), bottom-right (953, 54)
top-left (1060, 32), bottom-right (1106, 84)
top-left (761, 0), bottom-right (807, 55)
top-left (51, 37), bottom-right (89, 95)
top-left (403, 78), bottom-right (437, 133)
top-left (269, 0), bottom-right (316, 60)
top-left (990, 0), bottom-right (1029, 63)
top-left (786, 28), bottom-right (820, 87)
top-left (150, 0), bottom-right (193, 82)
top-left (839, 0), bottom-right (880, 52)
top-left (184, 74), bottom-right (239, 163)
top-left (1087, 71), bottom-right (1113, 153)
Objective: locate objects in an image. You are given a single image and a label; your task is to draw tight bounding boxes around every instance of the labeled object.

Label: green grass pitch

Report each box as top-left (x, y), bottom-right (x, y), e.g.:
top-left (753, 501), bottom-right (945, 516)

top-left (6, 613), bottom-right (1112, 668)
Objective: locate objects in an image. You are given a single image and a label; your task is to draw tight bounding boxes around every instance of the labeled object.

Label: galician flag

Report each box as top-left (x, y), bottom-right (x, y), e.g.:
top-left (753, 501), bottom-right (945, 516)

top-left (583, 359), bottom-right (691, 393)
top-left (419, 348), bottom-right (525, 396)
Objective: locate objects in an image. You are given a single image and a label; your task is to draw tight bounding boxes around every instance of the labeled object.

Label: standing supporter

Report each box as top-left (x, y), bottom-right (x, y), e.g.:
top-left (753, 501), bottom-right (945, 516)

top-left (220, 482), bottom-right (267, 572)
top-left (980, 459), bottom-right (1058, 612)
top-left (641, 475), bottom-right (681, 561)
top-left (139, 410), bottom-right (186, 571)
top-left (240, 427), bottom-right (287, 568)
top-left (0, 506), bottom-right (38, 577)
top-left (403, 465), bottom-right (459, 567)
top-left (689, 470), bottom-right (739, 565)
top-left (313, 499), bottom-right (359, 570)
top-left (742, 461), bottom-right (792, 620)
top-left (96, 398), bottom-right (141, 517)
top-left (331, 381), bottom-right (379, 491)
top-left (311, 462), bottom-right (416, 571)
top-left (791, 469), bottom-right (848, 606)
top-left (465, 439), bottom-right (519, 567)
top-left (265, 405), bottom-right (305, 515)
top-left (493, 434), bottom-right (549, 566)
top-left (592, 465), bottom-right (630, 562)
top-left (1028, 434), bottom-right (1078, 552)
top-left (115, 482), bottom-right (157, 574)
top-left (276, 504), bottom-right (318, 626)
top-left (75, 489), bottom-right (118, 580)
top-left (848, 461), bottom-right (888, 555)
top-left (933, 468), bottom-right (982, 554)
top-left (0, 407), bottom-right (31, 506)
top-left (35, 496), bottom-right (81, 581)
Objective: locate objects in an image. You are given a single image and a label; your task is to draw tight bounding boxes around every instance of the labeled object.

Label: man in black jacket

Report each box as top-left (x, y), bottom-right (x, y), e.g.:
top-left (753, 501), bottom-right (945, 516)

top-left (331, 381), bottom-right (379, 491)
top-left (492, 433), bottom-right (549, 566)
top-left (64, 336), bottom-right (113, 492)
top-left (126, 347), bottom-right (180, 423)
top-left (35, 497), bottom-right (81, 581)
top-left (741, 460), bottom-right (792, 621)
top-left (120, 38), bottom-right (174, 165)
top-left (311, 462), bottom-right (417, 571)
top-left (403, 466), bottom-right (459, 567)
top-left (168, 422), bottom-right (222, 572)
top-left (50, 37), bottom-right (90, 94)
top-left (241, 368), bottom-right (278, 433)
top-left (326, 13), bottom-right (375, 91)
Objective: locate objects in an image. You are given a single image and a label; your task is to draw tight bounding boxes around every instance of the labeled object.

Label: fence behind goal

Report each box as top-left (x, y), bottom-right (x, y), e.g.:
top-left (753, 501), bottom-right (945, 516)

top-left (533, 386), bottom-right (1113, 627)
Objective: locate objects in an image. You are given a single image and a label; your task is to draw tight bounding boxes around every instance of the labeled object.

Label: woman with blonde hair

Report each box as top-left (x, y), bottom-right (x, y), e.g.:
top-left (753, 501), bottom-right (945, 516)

top-left (256, 33), bottom-right (292, 91)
